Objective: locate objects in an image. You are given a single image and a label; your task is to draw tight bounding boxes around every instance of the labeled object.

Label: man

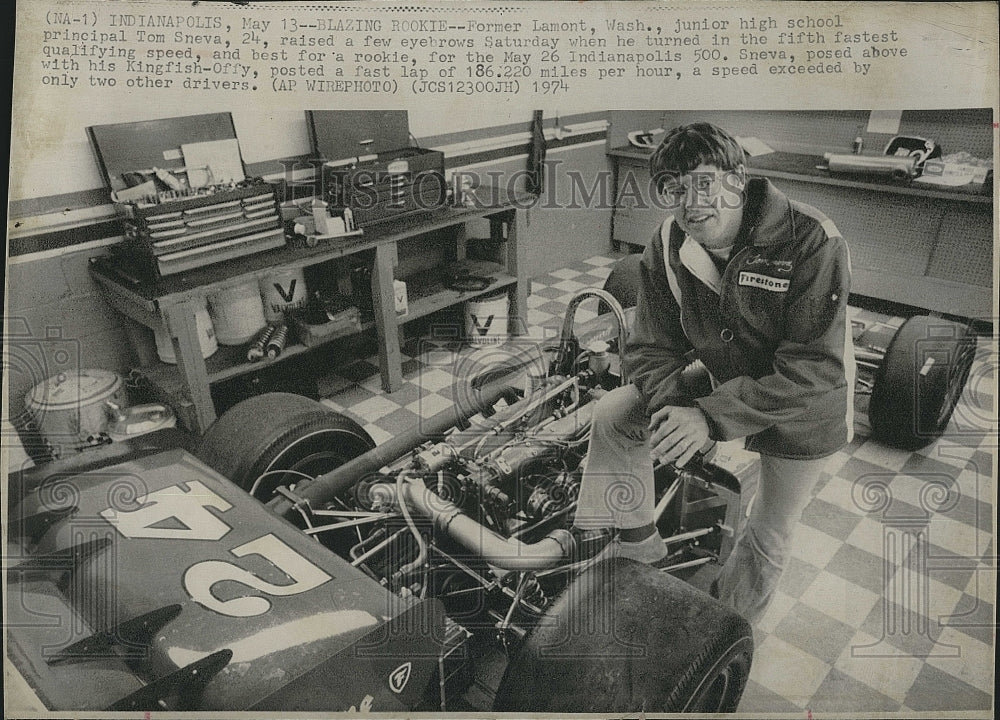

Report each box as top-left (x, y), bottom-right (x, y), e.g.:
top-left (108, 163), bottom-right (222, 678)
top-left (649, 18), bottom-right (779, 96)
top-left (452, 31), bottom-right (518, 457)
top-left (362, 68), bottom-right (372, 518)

top-left (573, 122), bottom-right (855, 624)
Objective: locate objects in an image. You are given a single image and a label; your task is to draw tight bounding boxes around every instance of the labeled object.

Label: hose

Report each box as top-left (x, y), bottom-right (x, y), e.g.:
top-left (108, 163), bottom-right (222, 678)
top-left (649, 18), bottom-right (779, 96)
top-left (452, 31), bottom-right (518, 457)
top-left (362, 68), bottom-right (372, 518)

top-left (395, 471), bottom-right (428, 580)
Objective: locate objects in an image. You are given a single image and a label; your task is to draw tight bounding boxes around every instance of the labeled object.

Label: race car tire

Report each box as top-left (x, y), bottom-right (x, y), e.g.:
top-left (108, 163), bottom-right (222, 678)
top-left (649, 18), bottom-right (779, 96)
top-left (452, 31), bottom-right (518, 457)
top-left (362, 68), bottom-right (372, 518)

top-left (599, 253), bottom-right (642, 314)
top-left (196, 392), bottom-right (375, 500)
top-left (868, 316), bottom-right (977, 450)
top-left (493, 558), bottom-right (753, 713)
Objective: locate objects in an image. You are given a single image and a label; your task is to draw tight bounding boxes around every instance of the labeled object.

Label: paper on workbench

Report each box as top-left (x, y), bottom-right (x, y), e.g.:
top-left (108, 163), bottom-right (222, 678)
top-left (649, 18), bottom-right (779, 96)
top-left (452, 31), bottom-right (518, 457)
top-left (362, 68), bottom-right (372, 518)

top-left (736, 136), bottom-right (774, 157)
top-left (181, 139), bottom-right (245, 187)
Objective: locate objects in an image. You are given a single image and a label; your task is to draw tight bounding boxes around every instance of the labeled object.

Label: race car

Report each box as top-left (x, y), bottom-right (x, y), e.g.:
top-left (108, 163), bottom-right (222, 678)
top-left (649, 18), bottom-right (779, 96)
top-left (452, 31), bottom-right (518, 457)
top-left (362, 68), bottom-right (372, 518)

top-left (6, 259), bottom-right (976, 714)
top-left (6, 285), bottom-right (758, 714)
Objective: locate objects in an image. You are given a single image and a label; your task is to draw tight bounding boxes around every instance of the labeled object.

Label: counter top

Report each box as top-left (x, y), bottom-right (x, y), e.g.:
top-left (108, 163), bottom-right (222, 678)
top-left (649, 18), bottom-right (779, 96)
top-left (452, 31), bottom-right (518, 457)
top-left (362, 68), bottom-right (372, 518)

top-left (608, 146), bottom-right (992, 205)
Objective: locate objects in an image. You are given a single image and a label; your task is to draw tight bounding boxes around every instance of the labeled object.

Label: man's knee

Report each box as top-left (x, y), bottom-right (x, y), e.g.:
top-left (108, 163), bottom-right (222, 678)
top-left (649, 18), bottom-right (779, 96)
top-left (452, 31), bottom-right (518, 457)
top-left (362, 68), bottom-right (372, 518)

top-left (591, 385), bottom-right (647, 438)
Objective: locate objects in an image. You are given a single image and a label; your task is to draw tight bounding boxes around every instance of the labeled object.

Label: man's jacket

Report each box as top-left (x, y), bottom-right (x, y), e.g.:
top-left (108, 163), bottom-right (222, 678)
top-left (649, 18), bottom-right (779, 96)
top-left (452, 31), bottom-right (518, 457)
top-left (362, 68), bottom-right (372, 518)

top-left (625, 178), bottom-right (856, 459)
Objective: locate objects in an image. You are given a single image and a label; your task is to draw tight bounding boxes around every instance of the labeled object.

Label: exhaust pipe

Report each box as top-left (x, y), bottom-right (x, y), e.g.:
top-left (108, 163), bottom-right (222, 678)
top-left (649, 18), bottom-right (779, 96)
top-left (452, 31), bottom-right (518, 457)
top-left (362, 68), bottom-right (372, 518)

top-left (370, 477), bottom-right (573, 571)
top-left (267, 382), bottom-right (516, 519)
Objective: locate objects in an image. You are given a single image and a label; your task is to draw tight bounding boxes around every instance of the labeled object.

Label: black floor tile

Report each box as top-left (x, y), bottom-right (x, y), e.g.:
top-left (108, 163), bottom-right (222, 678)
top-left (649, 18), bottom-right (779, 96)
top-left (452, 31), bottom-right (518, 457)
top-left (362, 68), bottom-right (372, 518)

top-left (806, 667), bottom-right (899, 713)
top-left (904, 663), bottom-right (993, 710)
top-left (773, 602), bottom-right (856, 665)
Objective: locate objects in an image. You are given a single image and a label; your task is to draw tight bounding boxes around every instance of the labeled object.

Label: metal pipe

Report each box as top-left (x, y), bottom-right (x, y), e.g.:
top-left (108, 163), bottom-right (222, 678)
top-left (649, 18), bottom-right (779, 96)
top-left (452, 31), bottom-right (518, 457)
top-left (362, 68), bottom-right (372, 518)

top-left (662, 556), bottom-right (715, 573)
top-left (302, 513), bottom-right (394, 535)
top-left (559, 288), bottom-right (629, 385)
top-left (854, 348), bottom-right (885, 364)
top-left (653, 476), bottom-right (683, 523)
top-left (351, 528), bottom-right (406, 567)
top-left (266, 382), bottom-right (514, 519)
top-left (824, 153), bottom-right (918, 180)
top-left (373, 478), bottom-right (573, 571)
top-left (662, 526), bottom-right (714, 545)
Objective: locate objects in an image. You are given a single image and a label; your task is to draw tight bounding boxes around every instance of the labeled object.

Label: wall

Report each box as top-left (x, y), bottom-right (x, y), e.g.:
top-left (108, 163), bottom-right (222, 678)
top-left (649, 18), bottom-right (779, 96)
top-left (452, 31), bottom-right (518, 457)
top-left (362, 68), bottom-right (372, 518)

top-left (608, 109), bottom-right (993, 158)
top-left (4, 110), bottom-right (613, 430)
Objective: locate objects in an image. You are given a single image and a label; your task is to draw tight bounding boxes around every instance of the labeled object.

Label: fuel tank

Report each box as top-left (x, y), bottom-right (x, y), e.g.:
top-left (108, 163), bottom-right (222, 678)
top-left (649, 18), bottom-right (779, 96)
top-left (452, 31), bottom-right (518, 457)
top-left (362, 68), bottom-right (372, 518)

top-left (6, 449), bottom-right (445, 711)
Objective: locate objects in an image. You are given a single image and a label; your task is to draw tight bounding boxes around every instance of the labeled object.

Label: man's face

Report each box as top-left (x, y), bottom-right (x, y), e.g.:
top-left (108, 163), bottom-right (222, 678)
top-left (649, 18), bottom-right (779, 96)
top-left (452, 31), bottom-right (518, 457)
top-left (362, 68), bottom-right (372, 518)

top-left (660, 163), bottom-right (746, 249)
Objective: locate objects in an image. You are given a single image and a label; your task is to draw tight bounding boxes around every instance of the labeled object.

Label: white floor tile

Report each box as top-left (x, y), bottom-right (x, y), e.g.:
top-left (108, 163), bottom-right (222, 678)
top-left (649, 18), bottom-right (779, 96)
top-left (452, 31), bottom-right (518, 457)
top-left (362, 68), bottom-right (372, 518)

top-left (816, 475), bottom-right (865, 516)
top-left (550, 267), bottom-right (582, 279)
top-left (926, 628), bottom-right (996, 694)
top-left (414, 367), bottom-right (457, 392)
top-left (749, 635), bottom-right (831, 707)
top-left (789, 524), bottom-right (843, 568)
top-left (798, 572), bottom-right (880, 628)
top-left (845, 516), bottom-right (911, 562)
top-left (406, 393), bottom-right (454, 418)
top-left (348, 395), bottom-right (403, 422)
top-left (834, 631), bottom-right (926, 702)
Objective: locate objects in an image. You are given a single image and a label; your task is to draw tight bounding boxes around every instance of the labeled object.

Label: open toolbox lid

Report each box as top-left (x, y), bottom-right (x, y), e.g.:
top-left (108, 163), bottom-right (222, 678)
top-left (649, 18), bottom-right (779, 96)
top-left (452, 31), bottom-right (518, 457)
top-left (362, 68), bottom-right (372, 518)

top-left (308, 110), bottom-right (412, 161)
top-left (87, 112), bottom-right (248, 193)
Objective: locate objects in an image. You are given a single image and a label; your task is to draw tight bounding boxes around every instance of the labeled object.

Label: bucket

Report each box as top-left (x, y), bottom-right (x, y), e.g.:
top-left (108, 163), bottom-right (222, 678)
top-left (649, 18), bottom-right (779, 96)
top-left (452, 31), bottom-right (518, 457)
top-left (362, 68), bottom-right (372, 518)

top-left (154, 302), bottom-right (218, 364)
top-left (260, 268), bottom-right (308, 322)
top-left (208, 281), bottom-right (267, 345)
top-left (465, 290), bottom-right (509, 345)
top-left (25, 369), bottom-right (127, 458)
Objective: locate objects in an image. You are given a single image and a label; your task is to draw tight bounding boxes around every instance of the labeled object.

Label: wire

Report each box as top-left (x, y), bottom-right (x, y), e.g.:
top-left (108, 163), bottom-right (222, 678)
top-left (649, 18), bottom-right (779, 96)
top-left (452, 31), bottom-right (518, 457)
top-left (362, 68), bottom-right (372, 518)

top-left (250, 468), bottom-right (316, 496)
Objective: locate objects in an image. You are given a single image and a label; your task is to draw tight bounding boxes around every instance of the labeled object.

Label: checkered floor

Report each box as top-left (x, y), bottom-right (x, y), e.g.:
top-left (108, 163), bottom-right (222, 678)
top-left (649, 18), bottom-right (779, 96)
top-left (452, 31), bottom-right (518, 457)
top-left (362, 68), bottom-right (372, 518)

top-left (315, 254), bottom-right (997, 714)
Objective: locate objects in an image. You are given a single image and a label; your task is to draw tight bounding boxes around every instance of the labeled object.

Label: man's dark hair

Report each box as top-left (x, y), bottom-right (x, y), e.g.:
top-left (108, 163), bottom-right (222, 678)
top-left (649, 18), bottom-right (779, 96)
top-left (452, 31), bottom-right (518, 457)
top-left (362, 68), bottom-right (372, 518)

top-left (649, 123), bottom-right (747, 190)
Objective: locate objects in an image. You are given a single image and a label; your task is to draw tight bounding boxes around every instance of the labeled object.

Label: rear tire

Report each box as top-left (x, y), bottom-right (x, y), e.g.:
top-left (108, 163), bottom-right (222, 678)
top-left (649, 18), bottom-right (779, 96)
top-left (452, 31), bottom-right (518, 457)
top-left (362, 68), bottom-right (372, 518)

top-left (869, 316), bottom-right (976, 450)
top-left (196, 393), bottom-right (375, 500)
top-left (494, 558), bottom-right (753, 713)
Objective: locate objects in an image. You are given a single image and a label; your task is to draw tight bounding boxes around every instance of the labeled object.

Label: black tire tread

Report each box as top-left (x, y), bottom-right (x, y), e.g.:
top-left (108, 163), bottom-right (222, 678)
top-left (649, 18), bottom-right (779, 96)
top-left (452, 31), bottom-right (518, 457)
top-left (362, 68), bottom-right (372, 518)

top-left (599, 253), bottom-right (643, 313)
top-left (196, 392), bottom-right (374, 494)
top-left (869, 316), bottom-right (975, 450)
top-left (494, 558), bottom-right (753, 713)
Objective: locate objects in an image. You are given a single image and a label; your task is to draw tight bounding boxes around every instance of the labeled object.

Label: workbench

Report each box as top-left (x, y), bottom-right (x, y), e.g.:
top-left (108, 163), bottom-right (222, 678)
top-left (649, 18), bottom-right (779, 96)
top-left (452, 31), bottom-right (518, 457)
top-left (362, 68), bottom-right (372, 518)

top-left (90, 187), bottom-right (531, 434)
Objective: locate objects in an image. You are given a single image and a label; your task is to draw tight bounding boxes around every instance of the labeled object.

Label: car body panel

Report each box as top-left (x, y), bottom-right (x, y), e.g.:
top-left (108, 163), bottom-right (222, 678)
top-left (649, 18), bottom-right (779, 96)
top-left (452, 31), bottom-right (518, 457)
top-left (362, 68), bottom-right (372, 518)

top-left (6, 449), bottom-right (444, 711)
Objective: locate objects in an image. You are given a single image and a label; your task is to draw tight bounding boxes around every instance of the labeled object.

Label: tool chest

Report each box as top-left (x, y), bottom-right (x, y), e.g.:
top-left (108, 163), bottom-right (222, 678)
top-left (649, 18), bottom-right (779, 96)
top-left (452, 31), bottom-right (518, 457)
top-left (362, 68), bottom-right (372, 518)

top-left (88, 113), bottom-right (286, 278)
top-left (309, 110), bottom-right (446, 227)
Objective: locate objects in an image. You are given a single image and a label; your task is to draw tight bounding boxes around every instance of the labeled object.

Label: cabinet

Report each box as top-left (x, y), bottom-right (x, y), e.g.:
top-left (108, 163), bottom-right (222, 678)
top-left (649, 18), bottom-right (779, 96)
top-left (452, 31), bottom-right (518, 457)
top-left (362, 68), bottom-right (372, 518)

top-left (91, 187), bottom-right (530, 434)
top-left (609, 147), bottom-right (993, 320)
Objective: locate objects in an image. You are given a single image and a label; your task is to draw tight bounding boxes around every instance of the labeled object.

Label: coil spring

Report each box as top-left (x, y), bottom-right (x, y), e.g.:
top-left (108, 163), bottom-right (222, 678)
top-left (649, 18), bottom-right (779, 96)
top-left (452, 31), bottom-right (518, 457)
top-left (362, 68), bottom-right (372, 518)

top-left (247, 324), bottom-right (276, 362)
top-left (265, 323), bottom-right (289, 359)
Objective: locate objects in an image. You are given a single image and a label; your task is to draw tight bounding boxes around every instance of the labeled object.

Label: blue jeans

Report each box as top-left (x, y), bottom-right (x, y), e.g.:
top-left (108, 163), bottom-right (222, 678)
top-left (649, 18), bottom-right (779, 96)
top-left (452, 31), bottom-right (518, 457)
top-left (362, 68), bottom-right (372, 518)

top-left (575, 384), bottom-right (827, 625)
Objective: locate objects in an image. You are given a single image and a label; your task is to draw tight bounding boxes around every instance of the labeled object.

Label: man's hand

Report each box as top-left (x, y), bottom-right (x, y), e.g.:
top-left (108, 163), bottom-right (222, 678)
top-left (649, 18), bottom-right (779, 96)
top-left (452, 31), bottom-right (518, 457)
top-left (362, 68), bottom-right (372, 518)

top-left (648, 405), bottom-right (711, 468)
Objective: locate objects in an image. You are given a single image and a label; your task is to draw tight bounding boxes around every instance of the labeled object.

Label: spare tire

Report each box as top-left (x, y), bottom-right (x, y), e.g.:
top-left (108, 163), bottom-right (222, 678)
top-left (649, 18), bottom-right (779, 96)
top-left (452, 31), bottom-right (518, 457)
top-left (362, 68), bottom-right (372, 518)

top-left (494, 558), bottom-right (753, 713)
top-left (869, 316), bottom-right (976, 450)
top-left (196, 392), bottom-right (375, 500)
